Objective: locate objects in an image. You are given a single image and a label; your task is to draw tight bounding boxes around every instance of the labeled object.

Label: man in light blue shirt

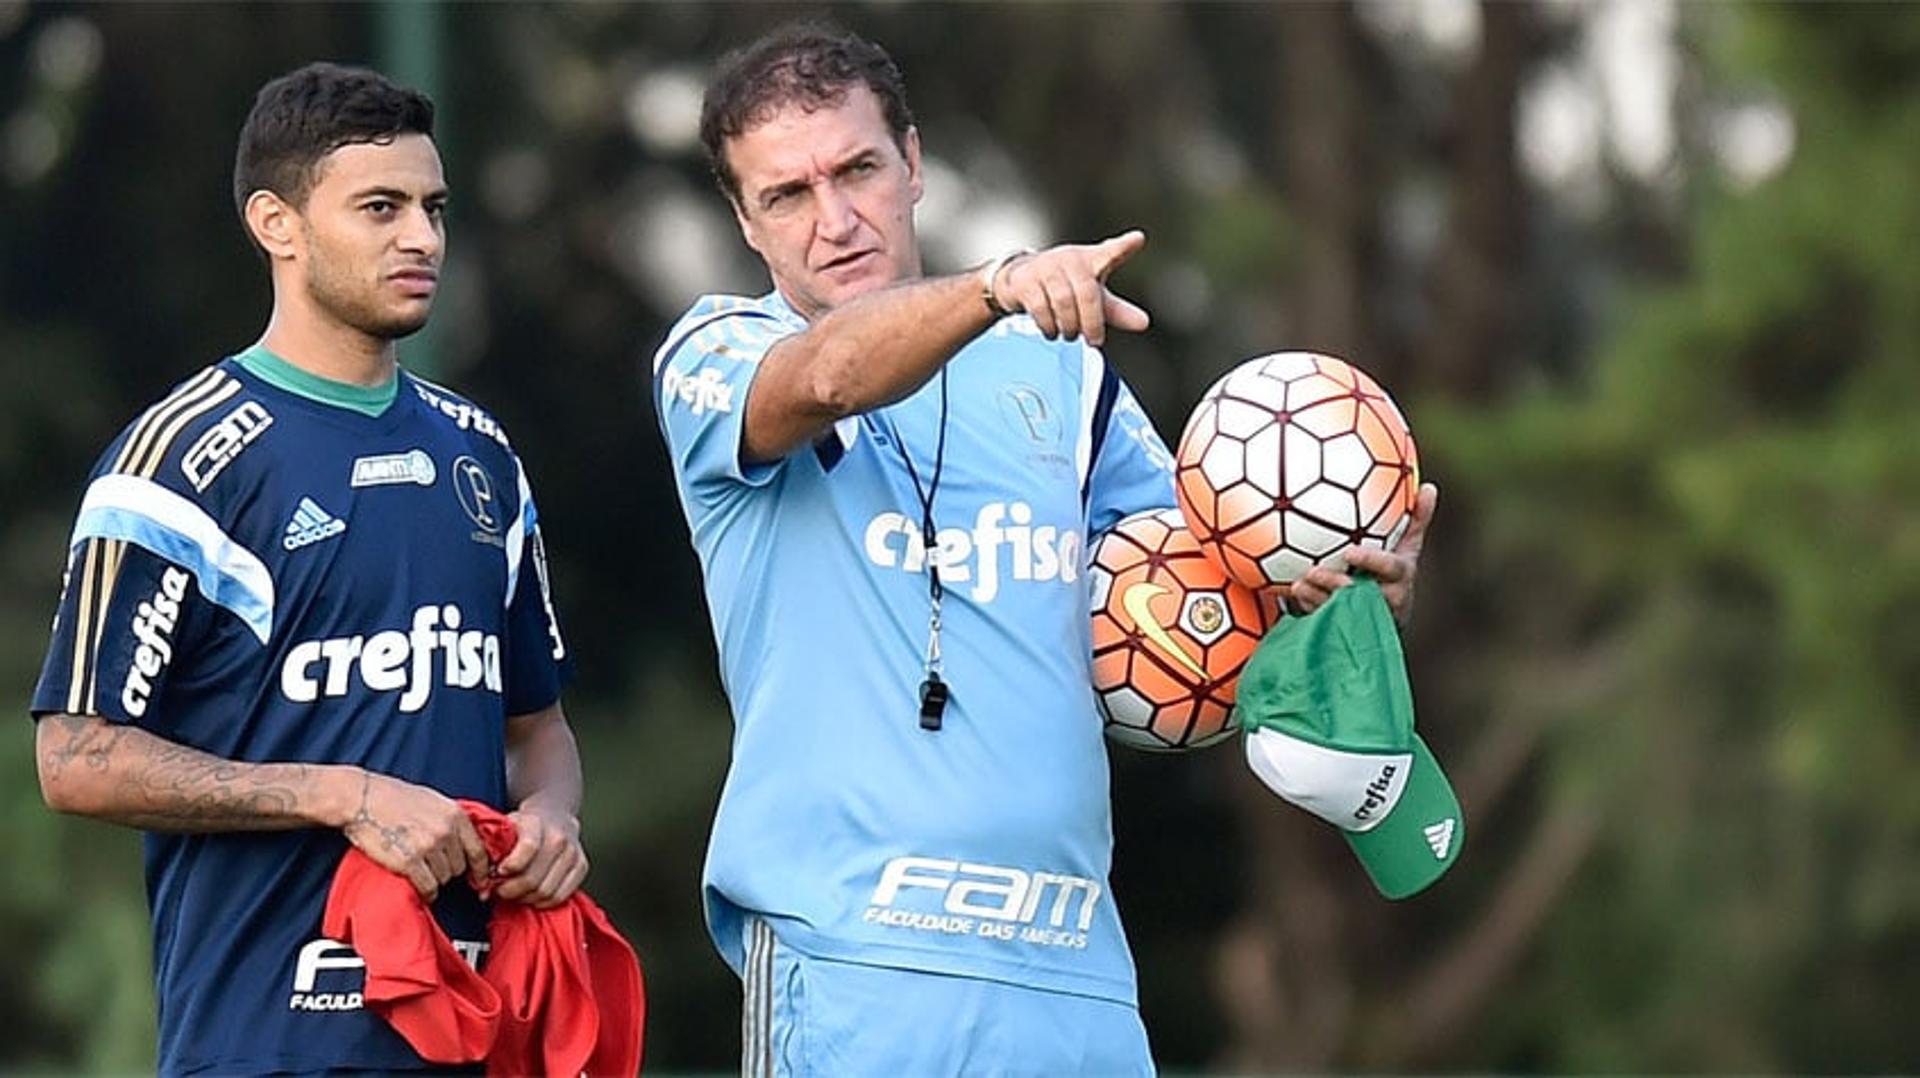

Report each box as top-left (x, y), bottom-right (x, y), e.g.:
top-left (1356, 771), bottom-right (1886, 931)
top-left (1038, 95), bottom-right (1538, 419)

top-left (653, 23), bottom-right (1432, 1075)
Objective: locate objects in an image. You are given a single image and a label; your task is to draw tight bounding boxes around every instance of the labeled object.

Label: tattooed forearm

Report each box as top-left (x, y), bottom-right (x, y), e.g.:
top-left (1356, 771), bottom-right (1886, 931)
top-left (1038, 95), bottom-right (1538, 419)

top-left (39, 712), bottom-right (131, 781)
top-left (35, 713), bottom-right (345, 833)
top-left (342, 770), bottom-right (416, 858)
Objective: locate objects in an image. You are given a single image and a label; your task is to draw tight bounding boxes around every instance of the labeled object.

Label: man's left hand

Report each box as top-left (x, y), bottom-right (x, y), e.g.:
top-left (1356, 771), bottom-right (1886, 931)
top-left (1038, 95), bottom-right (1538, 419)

top-left (1282, 482), bottom-right (1438, 625)
top-left (490, 803), bottom-right (588, 908)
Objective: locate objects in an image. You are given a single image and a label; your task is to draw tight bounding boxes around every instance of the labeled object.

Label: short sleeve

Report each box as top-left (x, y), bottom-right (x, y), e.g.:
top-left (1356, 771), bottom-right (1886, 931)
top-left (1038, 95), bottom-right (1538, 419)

top-left (652, 308), bottom-right (797, 498)
top-left (1084, 361), bottom-right (1179, 538)
top-left (502, 459), bottom-right (569, 716)
top-left (33, 536), bottom-right (205, 725)
top-left (33, 453), bottom-right (274, 726)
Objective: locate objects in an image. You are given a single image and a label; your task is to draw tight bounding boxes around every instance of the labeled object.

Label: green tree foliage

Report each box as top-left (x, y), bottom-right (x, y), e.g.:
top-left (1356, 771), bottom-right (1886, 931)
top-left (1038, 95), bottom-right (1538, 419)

top-left (1425, 5), bottom-right (1920, 1070)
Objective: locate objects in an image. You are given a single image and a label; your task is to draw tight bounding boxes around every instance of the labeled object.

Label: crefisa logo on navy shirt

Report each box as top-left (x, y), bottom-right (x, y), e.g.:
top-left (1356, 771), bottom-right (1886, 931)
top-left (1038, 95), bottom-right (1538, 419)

top-left (121, 566), bottom-right (191, 718)
top-left (278, 604), bottom-right (502, 712)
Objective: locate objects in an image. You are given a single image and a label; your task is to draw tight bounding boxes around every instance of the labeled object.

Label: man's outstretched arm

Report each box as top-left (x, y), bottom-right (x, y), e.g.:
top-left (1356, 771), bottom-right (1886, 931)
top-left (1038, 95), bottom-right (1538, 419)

top-left (742, 232), bottom-right (1151, 462)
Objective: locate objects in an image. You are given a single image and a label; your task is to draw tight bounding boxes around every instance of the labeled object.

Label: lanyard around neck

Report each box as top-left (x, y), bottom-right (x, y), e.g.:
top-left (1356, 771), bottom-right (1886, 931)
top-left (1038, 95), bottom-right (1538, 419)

top-left (886, 368), bottom-right (952, 730)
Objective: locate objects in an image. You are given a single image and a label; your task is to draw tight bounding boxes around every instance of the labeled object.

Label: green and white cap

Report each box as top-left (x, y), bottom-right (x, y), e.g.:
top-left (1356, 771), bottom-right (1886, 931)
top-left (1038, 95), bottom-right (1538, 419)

top-left (1236, 578), bottom-right (1463, 899)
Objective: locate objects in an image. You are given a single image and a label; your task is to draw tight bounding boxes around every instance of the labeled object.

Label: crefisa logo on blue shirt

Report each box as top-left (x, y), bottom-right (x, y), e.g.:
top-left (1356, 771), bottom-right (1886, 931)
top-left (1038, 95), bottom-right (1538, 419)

top-left (863, 500), bottom-right (1083, 603)
top-left (661, 365), bottom-right (735, 416)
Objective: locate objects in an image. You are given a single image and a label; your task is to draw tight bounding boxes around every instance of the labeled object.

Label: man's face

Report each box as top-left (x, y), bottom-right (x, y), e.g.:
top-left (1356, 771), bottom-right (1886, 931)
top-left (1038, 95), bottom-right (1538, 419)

top-left (725, 85), bottom-right (924, 321)
top-left (294, 133), bottom-right (446, 340)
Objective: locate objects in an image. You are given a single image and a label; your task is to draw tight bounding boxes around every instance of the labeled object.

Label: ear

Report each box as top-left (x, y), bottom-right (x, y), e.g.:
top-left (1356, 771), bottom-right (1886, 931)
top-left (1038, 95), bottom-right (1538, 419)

top-left (732, 197), bottom-right (766, 258)
top-left (243, 190), bottom-right (301, 261)
top-left (904, 126), bottom-right (924, 205)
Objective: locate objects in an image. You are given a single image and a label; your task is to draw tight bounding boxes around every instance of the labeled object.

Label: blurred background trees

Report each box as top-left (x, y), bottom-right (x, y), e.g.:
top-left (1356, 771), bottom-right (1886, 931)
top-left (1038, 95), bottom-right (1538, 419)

top-left (2, 1), bottom-right (1914, 1072)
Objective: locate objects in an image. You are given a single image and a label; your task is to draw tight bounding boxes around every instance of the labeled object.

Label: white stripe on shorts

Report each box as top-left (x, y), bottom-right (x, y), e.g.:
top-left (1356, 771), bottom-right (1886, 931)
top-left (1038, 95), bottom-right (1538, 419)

top-left (742, 918), bottom-right (776, 1077)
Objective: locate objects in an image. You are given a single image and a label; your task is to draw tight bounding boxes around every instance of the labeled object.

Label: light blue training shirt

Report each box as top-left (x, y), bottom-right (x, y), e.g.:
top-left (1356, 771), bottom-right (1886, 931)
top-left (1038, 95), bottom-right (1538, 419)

top-left (653, 290), bottom-right (1175, 1004)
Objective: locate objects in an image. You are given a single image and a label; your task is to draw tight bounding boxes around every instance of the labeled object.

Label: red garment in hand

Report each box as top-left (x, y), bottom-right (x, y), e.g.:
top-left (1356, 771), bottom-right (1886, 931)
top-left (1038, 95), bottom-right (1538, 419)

top-left (321, 838), bottom-right (502, 1063)
top-left (487, 882), bottom-right (645, 1077)
top-left (321, 800), bottom-right (645, 1076)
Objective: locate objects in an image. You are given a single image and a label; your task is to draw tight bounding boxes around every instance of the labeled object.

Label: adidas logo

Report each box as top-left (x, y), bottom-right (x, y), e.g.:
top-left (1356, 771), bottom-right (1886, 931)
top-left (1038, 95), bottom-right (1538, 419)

top-left (1423, 819), bottom-right (1456, 860)
top-left (283, 497), bottom-right (346, 550)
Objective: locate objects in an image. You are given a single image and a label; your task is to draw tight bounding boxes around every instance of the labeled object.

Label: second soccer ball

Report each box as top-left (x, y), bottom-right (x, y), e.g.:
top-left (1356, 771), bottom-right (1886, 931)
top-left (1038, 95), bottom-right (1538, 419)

top-left (1090, 508), bottom-right (1280, 752)
top-left (1174, 351), bottom-right (1420, 592)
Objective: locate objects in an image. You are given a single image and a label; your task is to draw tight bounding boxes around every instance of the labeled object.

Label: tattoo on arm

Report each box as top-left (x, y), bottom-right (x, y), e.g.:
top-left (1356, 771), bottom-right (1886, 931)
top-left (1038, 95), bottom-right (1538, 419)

top-left (41, 712), bottom-right (129, 781)
top-left (343, 771), bottom-right (415, 858)
top-left (39, 713), bottom-right (322, 833)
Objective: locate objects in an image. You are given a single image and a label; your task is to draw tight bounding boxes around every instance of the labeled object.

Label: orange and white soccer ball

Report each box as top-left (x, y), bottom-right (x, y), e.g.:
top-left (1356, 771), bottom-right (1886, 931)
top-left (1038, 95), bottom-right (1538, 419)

top-left (1174, 352), bottom-right (1419, 592)
top-left (1089, 508), bottom-right (1281, 751)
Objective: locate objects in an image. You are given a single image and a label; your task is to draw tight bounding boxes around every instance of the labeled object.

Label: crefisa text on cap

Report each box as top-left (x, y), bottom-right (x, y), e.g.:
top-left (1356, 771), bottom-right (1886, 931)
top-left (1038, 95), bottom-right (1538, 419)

top-left (1353, 763), bottom-right (1399, 823)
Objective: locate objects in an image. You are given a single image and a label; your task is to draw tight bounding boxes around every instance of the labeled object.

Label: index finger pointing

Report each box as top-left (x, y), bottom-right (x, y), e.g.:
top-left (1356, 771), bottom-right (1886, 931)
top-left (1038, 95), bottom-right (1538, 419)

top-left (1093, 230), bottom-right (1147, 277)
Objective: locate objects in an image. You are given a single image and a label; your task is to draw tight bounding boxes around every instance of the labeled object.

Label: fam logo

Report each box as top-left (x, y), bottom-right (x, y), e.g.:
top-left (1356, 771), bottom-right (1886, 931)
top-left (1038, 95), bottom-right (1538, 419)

top-left (182, 401), bottom-right (274, 491)
top-left (996, 383), bottom-right (1062, 446)
top-left (863, 856), bottom-right (1100, 951)
top-left (451, 455), bottom-right (503, 547)
top-left (288, 936), bottom-right (487, 1012)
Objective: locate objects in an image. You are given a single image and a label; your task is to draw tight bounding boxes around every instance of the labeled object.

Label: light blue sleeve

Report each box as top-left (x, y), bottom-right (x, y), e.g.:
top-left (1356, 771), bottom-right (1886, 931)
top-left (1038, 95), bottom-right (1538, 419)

top-left (1086, 374), bottom-right (1178, 538)
top-left (652, 305), bottom-right (797, 501)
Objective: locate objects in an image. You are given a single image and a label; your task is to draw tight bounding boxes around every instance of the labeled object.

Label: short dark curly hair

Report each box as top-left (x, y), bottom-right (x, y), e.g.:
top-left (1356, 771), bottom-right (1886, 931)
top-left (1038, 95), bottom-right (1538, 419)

top-left (699, 22), bottom-right (915, 207)
top-left (232, 62), bottom-right (434, 225)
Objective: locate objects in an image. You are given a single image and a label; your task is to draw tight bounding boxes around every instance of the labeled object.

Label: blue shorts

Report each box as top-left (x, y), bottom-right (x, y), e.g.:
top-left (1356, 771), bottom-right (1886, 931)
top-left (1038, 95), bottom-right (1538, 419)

top-left (740, 919), bottom-right (1155, 1076)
